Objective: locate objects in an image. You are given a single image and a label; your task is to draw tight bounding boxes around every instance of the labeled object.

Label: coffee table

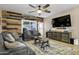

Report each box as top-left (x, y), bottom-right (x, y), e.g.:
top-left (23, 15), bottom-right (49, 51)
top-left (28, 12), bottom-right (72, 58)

top-left (40, 38), bottom-right (50, 50)
top-left (34, 37), bottom-right (50, 50)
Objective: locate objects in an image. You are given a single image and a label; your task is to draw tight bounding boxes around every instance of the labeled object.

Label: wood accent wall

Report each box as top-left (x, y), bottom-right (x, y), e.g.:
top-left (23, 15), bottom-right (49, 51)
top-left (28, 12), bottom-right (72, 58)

top-left (0, 17), bottom-right (2, 33)
top-left (2, 10), bottom-right (23, 20)
top-left (1, 10), bottom-right (44, 34)
top-left (2, 18), bottom-right (21, 33)
top-left (2, 10), bottom-right (43, 22)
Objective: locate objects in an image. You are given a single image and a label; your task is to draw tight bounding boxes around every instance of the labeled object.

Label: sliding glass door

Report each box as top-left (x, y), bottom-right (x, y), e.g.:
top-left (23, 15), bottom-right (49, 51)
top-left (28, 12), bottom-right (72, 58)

top-left (21, 19), bottom-right (37, 33)
top-left (21, 19), bottom-right (44, 36)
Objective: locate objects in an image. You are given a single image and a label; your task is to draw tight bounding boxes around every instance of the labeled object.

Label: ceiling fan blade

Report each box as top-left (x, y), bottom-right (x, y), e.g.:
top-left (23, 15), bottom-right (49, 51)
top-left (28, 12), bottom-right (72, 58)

top-left (28, 10), bottom-right (37, 13)
top-left (28, 11), bottom-right (35, 13)
top-left (44, 10), bottom-right (51, 13)
top-left (29, 4), bottom-right (36, 8)
top-left (43, 4), bottom-right (50, 9)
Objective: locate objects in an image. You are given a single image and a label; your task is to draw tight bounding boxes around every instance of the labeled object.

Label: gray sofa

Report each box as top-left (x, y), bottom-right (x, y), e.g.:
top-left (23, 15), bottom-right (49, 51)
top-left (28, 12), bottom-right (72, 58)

top-left (0, 32), bottom-right (36, 55)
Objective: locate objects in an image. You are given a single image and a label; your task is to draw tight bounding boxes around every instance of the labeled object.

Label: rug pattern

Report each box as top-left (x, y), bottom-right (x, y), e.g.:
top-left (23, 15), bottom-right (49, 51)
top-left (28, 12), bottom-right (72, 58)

top-left (25, 39), bottom-right (79, 55)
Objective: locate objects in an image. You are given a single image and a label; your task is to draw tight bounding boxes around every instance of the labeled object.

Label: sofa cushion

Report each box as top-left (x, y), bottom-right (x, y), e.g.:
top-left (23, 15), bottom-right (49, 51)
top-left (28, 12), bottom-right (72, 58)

top-left (2, 32), bottom-right (15, 43)
top-left (4, 41), bottom-right (26, 49)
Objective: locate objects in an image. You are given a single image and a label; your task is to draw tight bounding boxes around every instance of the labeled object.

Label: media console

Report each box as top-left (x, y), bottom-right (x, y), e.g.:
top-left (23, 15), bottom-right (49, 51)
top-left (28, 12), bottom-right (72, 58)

top-left (46, 31), bottom-right (72, 43)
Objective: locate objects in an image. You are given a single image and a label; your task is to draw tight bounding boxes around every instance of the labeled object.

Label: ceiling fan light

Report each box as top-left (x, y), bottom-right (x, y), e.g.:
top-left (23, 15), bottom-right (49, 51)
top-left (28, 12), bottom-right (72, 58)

top-left (37, 10), bottom-right (42, 13)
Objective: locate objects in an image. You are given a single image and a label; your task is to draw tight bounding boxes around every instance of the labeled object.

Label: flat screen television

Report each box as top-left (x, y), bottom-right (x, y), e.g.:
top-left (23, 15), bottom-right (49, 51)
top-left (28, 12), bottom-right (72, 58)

top-left (52, 15), bottom-right (71, 27)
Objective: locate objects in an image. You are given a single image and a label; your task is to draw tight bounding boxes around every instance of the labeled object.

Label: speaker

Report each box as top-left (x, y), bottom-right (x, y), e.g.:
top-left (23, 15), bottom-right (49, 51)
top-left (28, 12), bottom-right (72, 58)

top-left (70, 38), bottom-right (74, 44)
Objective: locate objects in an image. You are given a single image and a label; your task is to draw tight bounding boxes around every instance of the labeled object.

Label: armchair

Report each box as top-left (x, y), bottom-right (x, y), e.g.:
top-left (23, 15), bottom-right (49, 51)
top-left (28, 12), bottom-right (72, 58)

top-left (23, 28), bottom-right (41, 41)
top-left (23, 28), bottom-right (34, 41)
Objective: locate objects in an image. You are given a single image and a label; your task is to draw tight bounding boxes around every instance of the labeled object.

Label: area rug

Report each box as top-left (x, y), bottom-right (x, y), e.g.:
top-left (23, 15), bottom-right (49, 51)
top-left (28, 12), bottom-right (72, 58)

top-left (33, 44), bottom-right (76, 55)
top-left (26, 39), bottom-right (79, 55)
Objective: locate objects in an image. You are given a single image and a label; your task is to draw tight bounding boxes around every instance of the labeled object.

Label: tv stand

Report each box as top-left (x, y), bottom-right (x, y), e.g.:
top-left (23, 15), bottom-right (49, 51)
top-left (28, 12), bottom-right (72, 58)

top-left (46, 31), bottom-right (71, 43)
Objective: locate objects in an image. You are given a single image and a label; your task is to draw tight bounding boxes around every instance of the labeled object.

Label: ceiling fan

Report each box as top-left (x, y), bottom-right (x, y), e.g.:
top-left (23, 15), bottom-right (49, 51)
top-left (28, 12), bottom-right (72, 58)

top-left (28, 4), bottom-right (51, 15)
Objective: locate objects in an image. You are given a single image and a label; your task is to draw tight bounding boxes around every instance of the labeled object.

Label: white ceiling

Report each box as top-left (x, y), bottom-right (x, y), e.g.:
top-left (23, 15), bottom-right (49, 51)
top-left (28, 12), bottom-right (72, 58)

top-left (0, 4), bottom-right (78, 18)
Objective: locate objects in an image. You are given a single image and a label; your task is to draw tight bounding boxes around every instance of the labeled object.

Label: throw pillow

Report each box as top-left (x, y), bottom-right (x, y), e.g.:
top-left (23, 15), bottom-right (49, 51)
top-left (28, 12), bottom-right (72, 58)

top-left (4, 34), bottom-right (15, 43)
